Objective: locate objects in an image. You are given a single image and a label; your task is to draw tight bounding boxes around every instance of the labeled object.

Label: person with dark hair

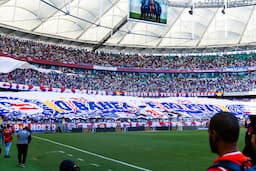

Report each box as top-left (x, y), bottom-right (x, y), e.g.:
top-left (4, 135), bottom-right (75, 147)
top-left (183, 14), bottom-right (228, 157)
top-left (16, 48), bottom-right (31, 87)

top-left (59, 160), bottom-right (80, 171)
top-left (243, 115), bottom-right (256, 164)
top-left (207, 112), bottom-right (252, 171)
top-left (3, 124), bottom-right (13, 158)
top-left (17, 126), bottom-right (31, 168)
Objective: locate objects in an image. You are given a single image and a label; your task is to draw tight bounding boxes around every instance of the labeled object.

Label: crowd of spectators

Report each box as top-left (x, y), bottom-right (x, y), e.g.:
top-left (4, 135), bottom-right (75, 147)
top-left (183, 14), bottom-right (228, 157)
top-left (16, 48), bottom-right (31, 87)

top-left (0, 34), bottom-right (256, 94)
top-left (1, 64), bottom-right (255, 93)
top-left (1, 34), bottom-right (256, 70)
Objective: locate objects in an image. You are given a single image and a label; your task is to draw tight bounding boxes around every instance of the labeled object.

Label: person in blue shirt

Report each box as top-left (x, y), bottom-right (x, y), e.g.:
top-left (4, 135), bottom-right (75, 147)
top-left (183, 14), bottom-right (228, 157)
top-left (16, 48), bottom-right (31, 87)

top-left (16, 126), bottom-right (31, 168)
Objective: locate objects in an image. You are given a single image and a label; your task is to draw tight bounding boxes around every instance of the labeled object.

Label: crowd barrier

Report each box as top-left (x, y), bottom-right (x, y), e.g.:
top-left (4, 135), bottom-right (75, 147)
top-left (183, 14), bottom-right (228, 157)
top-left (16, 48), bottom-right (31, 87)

top-left (56, 125), bottom-right (199, 133)
top-left (9, 122), bottom-right (184, 133)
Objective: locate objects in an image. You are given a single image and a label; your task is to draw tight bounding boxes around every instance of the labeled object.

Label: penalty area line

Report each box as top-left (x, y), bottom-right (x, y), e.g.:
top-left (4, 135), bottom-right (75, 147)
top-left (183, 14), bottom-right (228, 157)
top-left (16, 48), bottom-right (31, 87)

top-left (33, 135), bottom-right (152, 171)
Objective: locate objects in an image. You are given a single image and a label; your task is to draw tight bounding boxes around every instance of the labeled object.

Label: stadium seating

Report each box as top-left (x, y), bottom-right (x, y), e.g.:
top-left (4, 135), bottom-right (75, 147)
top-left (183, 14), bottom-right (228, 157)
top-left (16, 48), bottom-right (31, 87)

top-left (0, 34), bottom-right (256, 95)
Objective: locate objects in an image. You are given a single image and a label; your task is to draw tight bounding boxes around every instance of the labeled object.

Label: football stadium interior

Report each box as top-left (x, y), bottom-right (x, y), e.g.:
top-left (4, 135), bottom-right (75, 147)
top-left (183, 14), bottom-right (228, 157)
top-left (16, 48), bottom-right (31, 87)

top-left (0, 0), bottom-right (256, 171)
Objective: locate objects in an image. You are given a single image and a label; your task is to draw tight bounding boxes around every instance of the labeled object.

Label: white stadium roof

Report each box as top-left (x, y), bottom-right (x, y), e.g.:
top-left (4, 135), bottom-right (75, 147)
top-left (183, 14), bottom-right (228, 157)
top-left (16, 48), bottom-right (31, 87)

top-left (0, 0), bottom-right (256, 49)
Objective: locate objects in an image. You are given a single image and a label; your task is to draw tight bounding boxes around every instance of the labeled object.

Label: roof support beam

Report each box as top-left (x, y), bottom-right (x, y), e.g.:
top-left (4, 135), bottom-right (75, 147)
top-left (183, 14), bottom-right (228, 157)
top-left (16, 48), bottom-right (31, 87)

top-left (92, 16), bottom-right (127, 51)
top-left (169, 0), bottom-right (256, 8)
top-left (0, 0), bottom-right (10, 6)
top-left (196, 8), bottom-right (218, 47)
top-left (115, 22), bottom-right (137, 45)
top-left (76, 0), bottom-right (120, 39)
top-left (2, 5), bottom-right (40, 19)
top-left (238, 6), bottom-right (255, 44)
top-left (31, 0), bottom-right (75, 32)
top-left (156, 8), bottom-right (185, 47)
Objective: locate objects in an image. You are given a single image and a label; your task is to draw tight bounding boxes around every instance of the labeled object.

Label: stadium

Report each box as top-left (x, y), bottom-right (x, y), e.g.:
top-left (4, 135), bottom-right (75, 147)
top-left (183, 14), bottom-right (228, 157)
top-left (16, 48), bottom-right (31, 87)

top-left (0, 0), bottom-right (256, 170)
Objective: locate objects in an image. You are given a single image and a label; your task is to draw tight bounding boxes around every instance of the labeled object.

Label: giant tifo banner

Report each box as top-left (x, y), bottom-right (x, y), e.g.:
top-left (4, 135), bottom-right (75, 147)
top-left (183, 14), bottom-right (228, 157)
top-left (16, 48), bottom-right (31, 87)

top-left (0, 91), bottom-right (255, 121)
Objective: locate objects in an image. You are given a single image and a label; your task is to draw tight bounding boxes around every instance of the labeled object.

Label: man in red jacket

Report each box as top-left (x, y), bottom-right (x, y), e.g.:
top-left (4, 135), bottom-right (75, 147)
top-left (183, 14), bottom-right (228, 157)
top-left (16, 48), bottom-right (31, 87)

top-left (3, 124), bottom-right (13, 158)
top-left (207, 112), bottom-right (252, 171)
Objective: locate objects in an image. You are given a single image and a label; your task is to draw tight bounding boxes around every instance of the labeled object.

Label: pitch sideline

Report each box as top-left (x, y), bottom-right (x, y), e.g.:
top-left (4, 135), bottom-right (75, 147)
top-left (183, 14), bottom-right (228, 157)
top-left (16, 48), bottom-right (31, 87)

top-left (33, 135), bottom-right (152, 171)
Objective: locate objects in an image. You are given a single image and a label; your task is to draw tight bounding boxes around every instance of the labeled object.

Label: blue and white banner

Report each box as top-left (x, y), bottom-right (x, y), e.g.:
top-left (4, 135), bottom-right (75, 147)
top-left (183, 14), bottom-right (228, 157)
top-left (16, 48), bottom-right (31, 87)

top-left (0, 91), bottom-right (255, 120)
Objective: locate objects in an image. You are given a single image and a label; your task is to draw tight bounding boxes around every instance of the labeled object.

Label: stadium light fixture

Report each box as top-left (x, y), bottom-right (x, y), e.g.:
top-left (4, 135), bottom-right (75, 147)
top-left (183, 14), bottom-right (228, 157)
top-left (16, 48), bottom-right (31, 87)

top-left (169, 0), bottom-right (256, 8)
top-left (188, 6), bottom-right (193, 15)
top-left (222, 5), bottom-right (226, 14)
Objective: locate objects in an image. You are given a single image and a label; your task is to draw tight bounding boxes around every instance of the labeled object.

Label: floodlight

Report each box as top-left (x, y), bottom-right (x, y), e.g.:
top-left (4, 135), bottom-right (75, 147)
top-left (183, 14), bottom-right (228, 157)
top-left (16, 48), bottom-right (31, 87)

top-left (189, 7), bottom-right (193, 15)
top-left (221, 5), bottom-right (226, 14)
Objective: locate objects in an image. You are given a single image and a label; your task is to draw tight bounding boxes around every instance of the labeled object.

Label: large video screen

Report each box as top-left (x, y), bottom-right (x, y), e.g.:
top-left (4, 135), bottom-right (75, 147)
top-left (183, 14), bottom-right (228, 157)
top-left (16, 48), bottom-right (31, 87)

top-left (129, 0), bottom-right (168, 24)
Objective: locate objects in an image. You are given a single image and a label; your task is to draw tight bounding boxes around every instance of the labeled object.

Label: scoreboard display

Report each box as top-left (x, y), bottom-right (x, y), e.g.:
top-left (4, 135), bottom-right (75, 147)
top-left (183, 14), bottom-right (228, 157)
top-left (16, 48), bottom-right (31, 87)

top-left (129, 0), bottom-right (168, 24)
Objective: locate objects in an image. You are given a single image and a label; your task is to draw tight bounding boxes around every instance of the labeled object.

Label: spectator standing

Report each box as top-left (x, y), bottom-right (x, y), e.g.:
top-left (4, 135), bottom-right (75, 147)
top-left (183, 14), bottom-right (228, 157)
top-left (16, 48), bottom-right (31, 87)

top-left (0, 124), bottom-right (3, 154)
top-left (243, 115), bottom-right (256, 164)
top-left (207, 112), bottom-right (252, 171)
top-left (16, 126), bottom-right (31, 168)
top-left (3, 124), bottom-right (13, 158)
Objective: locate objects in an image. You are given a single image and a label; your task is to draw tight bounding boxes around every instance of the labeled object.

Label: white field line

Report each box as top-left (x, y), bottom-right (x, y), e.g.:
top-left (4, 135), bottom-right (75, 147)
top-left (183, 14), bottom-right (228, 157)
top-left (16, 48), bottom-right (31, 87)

top-left (33, 135), bottom-right (152, 171)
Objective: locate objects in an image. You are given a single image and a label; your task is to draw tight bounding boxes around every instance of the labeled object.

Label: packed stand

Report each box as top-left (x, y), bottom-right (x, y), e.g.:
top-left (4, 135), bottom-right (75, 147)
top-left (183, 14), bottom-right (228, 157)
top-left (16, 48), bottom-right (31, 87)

top-left (0, 64), bottom-right (255, 93)
top-left (1, 34), bottom-right (256, 69)
top-left (1, 34), bottom-right (256, 94)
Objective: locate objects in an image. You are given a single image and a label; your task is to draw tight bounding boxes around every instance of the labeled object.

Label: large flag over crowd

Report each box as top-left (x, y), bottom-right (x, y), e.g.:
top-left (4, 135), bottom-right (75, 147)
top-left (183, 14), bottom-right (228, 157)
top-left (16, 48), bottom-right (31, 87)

top-left (0, 91), bottom-right (255, 121)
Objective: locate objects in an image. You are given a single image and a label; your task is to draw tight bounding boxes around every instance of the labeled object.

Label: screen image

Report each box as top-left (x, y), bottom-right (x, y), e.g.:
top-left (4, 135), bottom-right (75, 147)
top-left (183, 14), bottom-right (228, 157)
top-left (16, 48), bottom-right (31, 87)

top-left (129, 0), bottom-right (168, 24)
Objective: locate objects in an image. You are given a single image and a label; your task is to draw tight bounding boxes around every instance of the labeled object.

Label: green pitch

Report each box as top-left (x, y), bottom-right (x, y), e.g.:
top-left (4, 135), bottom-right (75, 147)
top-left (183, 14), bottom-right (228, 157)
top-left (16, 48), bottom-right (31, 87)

top-left (0, 129), bottom-right (247, 171)
top-left (130, 12), bottom-right (167, 24)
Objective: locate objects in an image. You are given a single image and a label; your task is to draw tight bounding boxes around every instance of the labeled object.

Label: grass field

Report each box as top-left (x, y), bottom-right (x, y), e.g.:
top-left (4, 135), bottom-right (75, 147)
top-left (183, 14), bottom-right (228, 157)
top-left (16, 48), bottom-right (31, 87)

top-left (129, 12), bottom-right (167, 24)
top-left (0, 129), bottom-right (247, 171)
